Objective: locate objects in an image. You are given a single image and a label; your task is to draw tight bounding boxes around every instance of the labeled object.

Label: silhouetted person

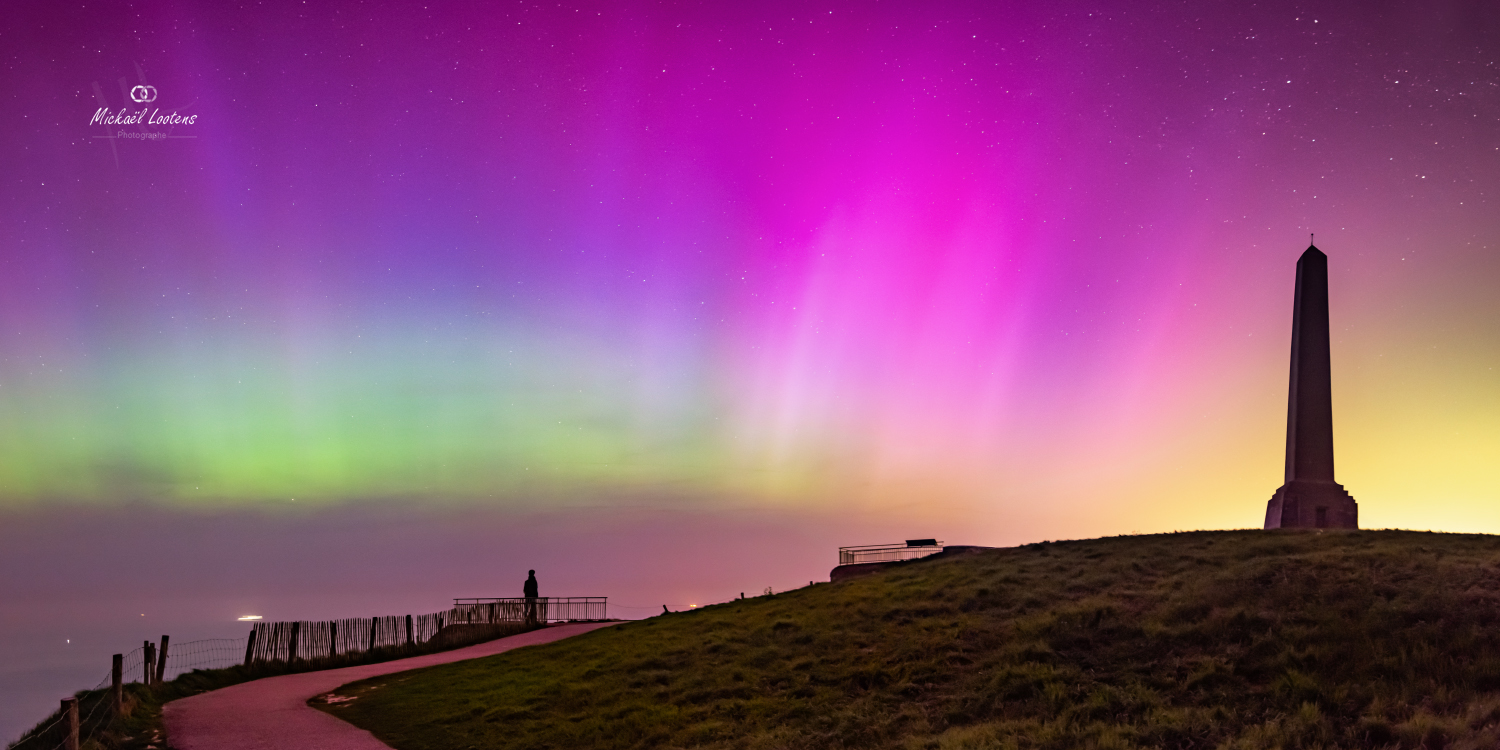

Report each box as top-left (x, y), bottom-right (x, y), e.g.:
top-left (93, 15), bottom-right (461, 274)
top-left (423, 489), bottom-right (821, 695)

top-left (523, 570), bottom-right (539, 625)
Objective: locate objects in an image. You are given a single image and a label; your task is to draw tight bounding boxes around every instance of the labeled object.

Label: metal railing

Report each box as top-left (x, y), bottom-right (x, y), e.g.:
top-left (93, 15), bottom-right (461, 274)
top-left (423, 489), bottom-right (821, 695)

top-left (451, 597), bottom-right (608, 623)
top-left (838, 540), bottom-right (945, 566)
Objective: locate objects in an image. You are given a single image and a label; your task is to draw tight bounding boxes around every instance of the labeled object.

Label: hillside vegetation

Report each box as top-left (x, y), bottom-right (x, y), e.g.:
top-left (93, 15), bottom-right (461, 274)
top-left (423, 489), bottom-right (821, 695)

top-left (319, 530), bottom-right (1500, 749)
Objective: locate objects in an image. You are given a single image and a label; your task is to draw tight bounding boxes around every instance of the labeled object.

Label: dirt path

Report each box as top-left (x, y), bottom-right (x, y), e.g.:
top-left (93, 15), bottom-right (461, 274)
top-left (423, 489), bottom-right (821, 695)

top-left (164, 622), bottom-right (619, 750)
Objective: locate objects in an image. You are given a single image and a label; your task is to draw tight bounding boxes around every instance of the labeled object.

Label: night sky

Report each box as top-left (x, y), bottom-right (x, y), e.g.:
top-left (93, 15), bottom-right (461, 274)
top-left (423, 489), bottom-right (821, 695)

top-left (1, 0), bottom-right (1498, 737)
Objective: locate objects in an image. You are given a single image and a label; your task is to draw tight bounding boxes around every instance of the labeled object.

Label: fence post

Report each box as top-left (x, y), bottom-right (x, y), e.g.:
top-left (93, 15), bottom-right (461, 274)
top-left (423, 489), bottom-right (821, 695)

top-left (368, 617), bottom-right (378, 651)
top-left (156, 636), bottom-right (170, 685)
top-left (143, 642), bottom-right (155, 685)
top-left (329, 621), bottom-right (339, 659)
top-left (244, 627), bottom-right (258, 665)
top-left (288, 622), bottom-right (301, 663)
top-left (112, 654), bottom-right (124, 715)
top-left (61, 697), bottom-right (79, 750)
top-left (405, 615), bottom-right (414, 647)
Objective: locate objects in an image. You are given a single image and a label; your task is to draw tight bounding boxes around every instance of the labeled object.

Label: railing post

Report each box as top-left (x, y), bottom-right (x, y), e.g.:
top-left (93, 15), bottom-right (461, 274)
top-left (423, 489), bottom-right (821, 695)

top-left (156, 636), bottom-right (170, 685)
top-left (61, 697), bottom-right (79, 750)
top-left (288, 622), bottom-right (301, 663)
top-left (112, 654), bottom-right (124, 715)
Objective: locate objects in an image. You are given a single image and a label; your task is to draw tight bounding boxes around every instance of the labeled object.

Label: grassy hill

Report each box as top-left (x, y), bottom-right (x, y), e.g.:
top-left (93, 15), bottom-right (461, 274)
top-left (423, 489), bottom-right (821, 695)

top-left (316, 530), bottom-right (1500, 749)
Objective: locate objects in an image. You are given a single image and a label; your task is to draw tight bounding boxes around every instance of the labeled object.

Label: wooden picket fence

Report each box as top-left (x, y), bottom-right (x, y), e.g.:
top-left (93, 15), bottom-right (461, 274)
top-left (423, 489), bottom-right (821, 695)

top-left (243, 597), bottom-right (607, 665)
top-left (245, 614), bottom-right (439, 663)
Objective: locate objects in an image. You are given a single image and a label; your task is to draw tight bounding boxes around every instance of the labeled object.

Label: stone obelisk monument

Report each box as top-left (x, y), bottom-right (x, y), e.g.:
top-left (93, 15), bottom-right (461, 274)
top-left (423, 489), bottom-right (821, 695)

top-left (1264, 244), bottom-right (1358, 529)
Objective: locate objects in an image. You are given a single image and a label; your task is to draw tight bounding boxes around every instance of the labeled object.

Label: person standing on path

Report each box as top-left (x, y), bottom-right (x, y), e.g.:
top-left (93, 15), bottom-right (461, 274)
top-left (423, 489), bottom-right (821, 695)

top-left (523, 569), bottom-right (539, 625)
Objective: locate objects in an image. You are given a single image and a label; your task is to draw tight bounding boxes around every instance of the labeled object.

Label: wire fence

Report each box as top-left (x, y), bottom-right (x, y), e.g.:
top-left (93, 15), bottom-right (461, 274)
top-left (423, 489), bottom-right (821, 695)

top-left (13, 712), bottom-right (66, 750)
top-left (11, 666), bottom-right (115, 750)
top-left (118, 646), bottom-right (147, 686)
top-left (74, 671), bottom-right (115, 747)
top-left (162, 638), bottom-right (251, 679)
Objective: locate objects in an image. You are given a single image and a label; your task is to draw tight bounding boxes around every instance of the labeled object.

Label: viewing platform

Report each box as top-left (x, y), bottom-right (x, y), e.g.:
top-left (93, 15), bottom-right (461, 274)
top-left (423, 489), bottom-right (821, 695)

top-left (839, 539), bottom-right (945, 565)
top-left (832, 540), bottom-right (990, 582)
top-left (833, 540), bottom-right (942, 582)
top-left (451, 597), bottom-right (609, 623)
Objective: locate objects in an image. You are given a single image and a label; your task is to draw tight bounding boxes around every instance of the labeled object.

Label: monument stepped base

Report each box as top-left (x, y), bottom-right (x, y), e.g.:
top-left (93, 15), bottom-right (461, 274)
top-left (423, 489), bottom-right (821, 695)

top-left (1264, 481), bottom-right (1358, 529)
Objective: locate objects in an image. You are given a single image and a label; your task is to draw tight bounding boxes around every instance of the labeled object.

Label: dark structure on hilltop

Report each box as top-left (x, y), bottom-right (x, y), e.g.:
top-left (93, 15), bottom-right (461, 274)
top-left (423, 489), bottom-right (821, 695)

top-left (1264, 244), bottom-right (1359, 529)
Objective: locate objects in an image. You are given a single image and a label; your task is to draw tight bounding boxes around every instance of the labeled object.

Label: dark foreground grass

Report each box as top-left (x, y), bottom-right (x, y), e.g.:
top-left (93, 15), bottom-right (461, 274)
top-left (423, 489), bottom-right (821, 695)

top-left (321, 530), bottom-right (1500, 750)
top-left (8, 623), bottom-right (534, 750)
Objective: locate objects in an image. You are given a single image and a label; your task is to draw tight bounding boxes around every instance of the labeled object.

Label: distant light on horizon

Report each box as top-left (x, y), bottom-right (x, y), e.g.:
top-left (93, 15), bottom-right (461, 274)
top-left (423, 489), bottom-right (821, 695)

top-left (237, 615), bottom-right (263, 621)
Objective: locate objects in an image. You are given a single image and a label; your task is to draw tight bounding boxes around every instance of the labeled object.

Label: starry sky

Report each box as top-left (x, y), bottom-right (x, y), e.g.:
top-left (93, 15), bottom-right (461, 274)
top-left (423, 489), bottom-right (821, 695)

top-left (3, 1), bottom-right (1500, 572)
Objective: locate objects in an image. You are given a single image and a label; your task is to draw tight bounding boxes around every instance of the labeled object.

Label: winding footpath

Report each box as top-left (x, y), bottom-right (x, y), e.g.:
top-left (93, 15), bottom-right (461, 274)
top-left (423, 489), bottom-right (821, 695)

top-left (164, 622), bottom-right (619, 750)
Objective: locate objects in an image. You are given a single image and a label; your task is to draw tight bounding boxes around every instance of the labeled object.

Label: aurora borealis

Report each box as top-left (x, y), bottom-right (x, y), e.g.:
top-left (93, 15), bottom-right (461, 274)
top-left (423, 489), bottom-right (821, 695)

top-left (4, 1), bottom-right (1500, 535)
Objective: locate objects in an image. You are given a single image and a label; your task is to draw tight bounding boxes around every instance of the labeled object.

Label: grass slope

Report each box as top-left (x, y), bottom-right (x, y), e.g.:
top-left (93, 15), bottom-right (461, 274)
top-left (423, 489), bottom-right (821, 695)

top-left (321, 530), bottom-right (1500, 749)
